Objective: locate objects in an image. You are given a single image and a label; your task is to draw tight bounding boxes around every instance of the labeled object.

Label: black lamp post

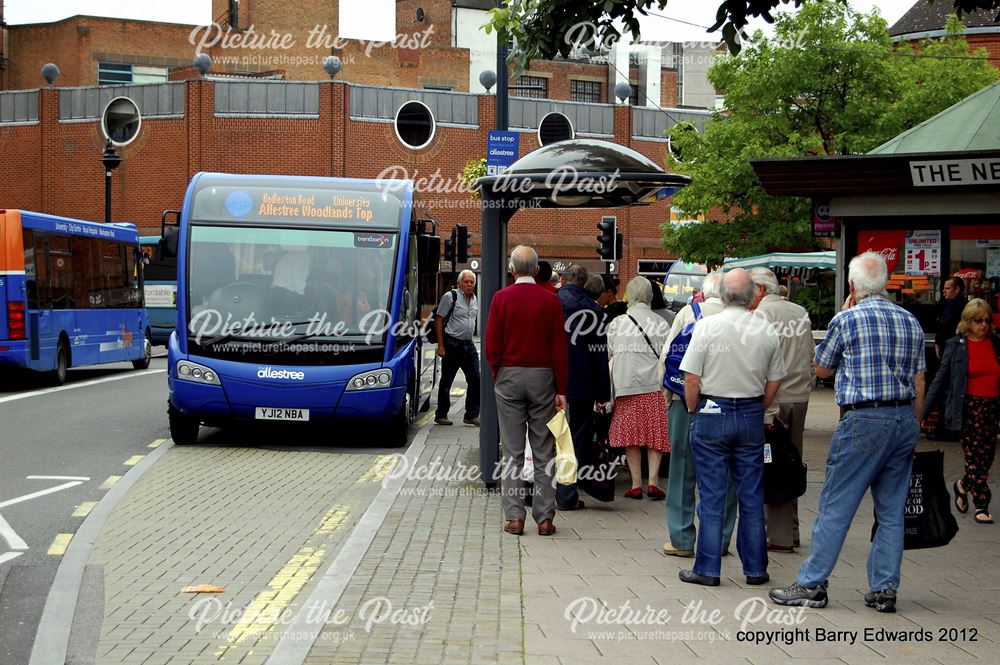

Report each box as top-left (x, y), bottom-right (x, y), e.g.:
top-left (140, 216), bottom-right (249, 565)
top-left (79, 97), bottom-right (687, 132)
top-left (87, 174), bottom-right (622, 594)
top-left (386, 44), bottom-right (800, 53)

top-left (102, 140), bottom-right (121, 223)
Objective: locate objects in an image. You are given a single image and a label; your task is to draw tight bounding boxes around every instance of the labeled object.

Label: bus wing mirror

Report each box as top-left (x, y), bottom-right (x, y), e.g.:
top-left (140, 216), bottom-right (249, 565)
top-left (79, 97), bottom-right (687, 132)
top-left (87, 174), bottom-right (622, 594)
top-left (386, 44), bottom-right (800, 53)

top-left (162, 226), bottom-right (179, 258)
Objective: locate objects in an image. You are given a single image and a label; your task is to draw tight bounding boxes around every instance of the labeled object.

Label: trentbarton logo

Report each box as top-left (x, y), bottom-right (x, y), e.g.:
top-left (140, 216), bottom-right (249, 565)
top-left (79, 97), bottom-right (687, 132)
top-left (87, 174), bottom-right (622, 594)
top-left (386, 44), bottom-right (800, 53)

top-left (257, 367), bottom-right (305, 380)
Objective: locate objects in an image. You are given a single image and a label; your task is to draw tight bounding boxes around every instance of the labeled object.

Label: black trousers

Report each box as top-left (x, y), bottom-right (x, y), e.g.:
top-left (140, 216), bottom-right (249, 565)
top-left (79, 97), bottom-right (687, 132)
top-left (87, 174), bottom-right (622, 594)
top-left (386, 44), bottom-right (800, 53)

top-left (435, 336), bottom-right (480, 420)
top-left (555, 398), bottom-right (595, 508)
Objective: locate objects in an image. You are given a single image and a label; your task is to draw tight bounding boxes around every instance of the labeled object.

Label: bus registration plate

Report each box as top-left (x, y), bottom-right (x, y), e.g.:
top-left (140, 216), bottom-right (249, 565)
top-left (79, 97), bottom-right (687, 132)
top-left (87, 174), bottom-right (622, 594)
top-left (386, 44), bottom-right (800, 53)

top-left (255, 407), bottom-right (310, 421)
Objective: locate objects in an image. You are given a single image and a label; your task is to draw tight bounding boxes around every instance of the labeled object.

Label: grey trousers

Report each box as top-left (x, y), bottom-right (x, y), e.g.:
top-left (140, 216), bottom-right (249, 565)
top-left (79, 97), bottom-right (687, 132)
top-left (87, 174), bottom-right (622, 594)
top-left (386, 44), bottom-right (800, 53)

top-left (496, 367), bottom-right (557, 523)
top-left (765, 401), bottom-right (809, 547)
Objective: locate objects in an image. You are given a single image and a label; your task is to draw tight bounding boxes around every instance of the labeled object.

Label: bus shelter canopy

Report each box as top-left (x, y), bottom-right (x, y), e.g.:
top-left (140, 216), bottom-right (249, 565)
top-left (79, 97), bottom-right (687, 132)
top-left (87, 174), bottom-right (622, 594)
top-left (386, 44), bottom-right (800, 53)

top-left (476, 139), bottom-right (690, 209)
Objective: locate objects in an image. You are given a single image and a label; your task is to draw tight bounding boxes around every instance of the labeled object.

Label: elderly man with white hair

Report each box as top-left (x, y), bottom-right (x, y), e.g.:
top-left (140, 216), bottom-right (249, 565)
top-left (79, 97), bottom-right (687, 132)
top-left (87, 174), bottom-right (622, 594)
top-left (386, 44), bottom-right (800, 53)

top-left (658, 271), bottom-right (738, 558)
top-left (749, 267), bottom-right (815, 553)
top-left (770, 252), bottom-right (925, 614)
top-left (677, 268), bottom-right (786, 588)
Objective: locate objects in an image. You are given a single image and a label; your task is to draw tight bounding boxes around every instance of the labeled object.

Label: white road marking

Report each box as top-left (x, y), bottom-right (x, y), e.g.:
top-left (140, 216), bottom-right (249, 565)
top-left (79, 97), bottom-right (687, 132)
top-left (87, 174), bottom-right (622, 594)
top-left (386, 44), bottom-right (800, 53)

top-left (26, 476), bottom-right (90, 481)
top-left (0, 512), bottom-right (28, 550)
top-left (0, 552), bottom-right (24, 566)
top-left (0, 369), bottom-right (165, 404)
top-left (0, 477), bottom-right (91, 552)
top-left (0, 482), bottom-right (85, 510)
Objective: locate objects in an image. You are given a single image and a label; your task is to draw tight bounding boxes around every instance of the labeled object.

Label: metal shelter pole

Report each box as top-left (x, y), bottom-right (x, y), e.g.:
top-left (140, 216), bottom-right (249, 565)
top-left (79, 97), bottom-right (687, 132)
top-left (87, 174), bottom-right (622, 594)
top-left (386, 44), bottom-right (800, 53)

top-left (479, 15), bottom-right (511, 486)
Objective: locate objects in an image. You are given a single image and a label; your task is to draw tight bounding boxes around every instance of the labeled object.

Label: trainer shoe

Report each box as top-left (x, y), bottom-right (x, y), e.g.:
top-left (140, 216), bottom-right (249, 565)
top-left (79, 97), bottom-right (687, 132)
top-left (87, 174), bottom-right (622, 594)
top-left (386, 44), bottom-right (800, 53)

top-left (768, 582), bottom-right (829, 608)
top-left (864, 588), bottom-right (896, 613)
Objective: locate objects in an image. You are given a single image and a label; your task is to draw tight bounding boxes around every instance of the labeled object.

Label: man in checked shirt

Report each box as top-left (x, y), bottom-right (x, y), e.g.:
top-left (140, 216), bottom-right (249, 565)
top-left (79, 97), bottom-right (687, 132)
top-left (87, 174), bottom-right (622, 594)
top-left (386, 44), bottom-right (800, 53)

top-left (769, 252), bottom-right (926, 614)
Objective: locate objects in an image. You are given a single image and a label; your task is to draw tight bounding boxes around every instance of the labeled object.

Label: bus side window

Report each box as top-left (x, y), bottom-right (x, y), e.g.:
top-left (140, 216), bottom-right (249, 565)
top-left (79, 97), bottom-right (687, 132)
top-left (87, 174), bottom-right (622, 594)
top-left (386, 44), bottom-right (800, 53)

top-left (32, 231), bottom-right (50, 309)
top-left (48, 233), bottom-right (74, 310)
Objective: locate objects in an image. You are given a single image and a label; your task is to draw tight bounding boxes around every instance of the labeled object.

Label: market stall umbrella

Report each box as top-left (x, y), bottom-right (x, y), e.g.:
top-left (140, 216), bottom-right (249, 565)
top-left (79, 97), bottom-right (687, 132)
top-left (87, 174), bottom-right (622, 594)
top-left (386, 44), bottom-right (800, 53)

top-left (474, 139), bottom-right (691, 486)
top-left (722, 251), bottom-right (837, 271)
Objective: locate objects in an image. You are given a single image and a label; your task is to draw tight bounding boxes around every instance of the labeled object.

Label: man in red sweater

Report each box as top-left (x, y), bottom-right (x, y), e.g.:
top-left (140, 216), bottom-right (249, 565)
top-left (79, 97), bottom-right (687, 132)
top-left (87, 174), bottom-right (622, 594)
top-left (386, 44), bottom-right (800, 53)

top-left (486, 245), bottom-right (569, 537)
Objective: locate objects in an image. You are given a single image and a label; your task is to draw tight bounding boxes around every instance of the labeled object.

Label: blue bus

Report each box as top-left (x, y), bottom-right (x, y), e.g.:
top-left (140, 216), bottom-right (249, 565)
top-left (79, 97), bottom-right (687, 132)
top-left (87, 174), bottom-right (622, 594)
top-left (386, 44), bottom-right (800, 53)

top-left (140, 230), bottom-right (178, 346)
top-left (0, 209), bottom-right (152, 385)
top-left (165, 173), bottom-right (438, 445)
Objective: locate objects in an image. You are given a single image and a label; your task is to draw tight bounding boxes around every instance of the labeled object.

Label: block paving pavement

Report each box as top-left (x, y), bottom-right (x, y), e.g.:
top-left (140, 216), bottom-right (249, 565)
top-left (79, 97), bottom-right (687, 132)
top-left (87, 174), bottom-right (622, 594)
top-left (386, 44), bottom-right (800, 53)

top-left (74, 385), bottom-right (1000, 664)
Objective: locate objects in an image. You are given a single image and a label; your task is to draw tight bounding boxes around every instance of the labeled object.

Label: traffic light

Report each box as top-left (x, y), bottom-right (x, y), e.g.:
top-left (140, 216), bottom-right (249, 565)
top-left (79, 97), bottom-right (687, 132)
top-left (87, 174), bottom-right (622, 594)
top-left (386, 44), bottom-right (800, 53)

top-left (615, 233), bottom-right (623, 262)
top-left (443, 231), bottom-right (456, 264)
top-left (455, 224), bottom-right (469, 263)
top-left (597, 216), bottom-right (617, 261)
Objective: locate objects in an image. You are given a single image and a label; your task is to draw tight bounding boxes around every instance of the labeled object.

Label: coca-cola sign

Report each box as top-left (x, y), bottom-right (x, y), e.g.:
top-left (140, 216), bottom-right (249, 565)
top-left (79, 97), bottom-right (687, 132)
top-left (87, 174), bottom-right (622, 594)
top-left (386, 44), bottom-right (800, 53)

top-left (858, 230), bottom-right (904, 273)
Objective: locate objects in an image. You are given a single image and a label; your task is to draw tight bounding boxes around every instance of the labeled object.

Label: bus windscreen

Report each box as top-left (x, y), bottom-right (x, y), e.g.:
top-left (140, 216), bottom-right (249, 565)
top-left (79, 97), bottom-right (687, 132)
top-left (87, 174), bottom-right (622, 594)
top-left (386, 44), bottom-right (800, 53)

top-left (187, 226), bottom-right (397, 348)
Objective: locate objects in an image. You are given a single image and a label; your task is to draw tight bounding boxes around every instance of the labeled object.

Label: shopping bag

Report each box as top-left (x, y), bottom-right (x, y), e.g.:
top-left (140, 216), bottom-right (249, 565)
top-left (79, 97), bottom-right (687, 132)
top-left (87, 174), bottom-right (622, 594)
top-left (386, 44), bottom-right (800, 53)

top-left (577, 407), bottom-right (617, 503)
top-left (523, 436), bottom-right (533, 483)
top-left (763, 419), bottom-right (807, 504)
top-left (547, 410), bottom-right (577, 486)
top-left (871, 450), bottom-right (958, 550)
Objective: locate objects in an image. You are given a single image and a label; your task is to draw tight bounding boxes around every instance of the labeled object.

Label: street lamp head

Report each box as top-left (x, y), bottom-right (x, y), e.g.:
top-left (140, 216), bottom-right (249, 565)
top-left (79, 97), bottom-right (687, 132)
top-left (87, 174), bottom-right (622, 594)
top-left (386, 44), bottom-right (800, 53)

top-left (193, 54), bottom-right (213, 76)
top-left (479, 70), bottom-right (497, 93)
top-left (322, 56), bottom-right (342, 79)
top-left (614, 81), bottom-right (632, 103)
top-left (41, 63), bottom-right (60, 86)
top-left (102, 140), bottom-right (122, 172)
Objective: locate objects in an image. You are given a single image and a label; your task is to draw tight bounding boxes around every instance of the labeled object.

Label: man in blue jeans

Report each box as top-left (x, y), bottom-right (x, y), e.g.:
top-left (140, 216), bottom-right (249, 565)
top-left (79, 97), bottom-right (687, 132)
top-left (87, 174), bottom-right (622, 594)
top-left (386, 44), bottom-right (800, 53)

top-left (769, 252), bottom-right (925, 613)
top-left (678, 268), bottom-right (786, 587)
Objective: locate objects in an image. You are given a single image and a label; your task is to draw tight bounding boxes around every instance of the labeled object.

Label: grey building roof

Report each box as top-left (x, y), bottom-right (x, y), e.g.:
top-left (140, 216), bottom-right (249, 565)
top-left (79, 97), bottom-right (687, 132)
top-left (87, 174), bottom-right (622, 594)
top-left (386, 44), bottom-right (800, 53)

top-left (452, 0), bottom-right (495, 10)
top-left (888, 0), bottom-right (999, 37)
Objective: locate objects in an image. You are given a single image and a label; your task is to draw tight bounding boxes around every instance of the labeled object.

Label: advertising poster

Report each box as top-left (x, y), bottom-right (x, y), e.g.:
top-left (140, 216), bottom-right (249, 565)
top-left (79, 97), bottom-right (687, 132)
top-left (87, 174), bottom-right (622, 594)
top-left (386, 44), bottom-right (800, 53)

top-left (904, 230), bottom-right (941, 276)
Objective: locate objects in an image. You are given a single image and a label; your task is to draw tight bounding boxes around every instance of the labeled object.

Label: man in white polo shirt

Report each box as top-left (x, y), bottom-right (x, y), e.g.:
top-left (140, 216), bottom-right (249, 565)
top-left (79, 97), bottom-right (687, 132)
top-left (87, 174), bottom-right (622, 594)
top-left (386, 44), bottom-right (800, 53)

top-left (677, 268), bottom-right (786, 588)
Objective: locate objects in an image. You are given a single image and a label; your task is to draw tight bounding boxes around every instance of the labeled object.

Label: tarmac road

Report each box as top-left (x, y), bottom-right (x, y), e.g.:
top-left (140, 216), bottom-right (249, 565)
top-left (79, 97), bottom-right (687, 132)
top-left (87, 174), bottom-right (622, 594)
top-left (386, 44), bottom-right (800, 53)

top-left (0, 356), bottom-right (170, 665)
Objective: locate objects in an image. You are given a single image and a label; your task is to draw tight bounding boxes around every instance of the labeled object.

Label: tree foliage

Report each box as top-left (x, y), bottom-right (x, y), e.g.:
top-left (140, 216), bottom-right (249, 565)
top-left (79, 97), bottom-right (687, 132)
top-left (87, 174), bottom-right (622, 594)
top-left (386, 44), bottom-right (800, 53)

top-left (485, 0), bottom-right (1000, 66)
top-left (661, 3), bottom-right (998, 267)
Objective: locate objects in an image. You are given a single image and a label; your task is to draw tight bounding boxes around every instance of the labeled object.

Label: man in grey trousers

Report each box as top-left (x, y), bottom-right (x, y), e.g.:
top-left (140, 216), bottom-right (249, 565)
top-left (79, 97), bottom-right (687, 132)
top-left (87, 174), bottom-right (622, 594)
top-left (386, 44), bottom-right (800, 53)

top-left (485, 245), bottom-right (569, 537)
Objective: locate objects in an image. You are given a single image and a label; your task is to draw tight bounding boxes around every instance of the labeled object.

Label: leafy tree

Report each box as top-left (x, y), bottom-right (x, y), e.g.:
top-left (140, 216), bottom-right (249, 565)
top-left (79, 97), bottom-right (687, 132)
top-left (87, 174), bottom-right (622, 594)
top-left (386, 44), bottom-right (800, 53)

top-left (661, 3), bottom-right (998, 267)
top-left (485, 0), bottom-right (1000, 64)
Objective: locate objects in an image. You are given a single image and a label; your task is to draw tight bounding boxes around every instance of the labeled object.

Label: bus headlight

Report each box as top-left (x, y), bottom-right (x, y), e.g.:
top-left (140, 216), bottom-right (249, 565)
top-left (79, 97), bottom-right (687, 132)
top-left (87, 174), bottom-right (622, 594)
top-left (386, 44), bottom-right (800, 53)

top-left (176, 360), bottom-right (221, 386)
top-left (346, 368), bottom-right (393, 391)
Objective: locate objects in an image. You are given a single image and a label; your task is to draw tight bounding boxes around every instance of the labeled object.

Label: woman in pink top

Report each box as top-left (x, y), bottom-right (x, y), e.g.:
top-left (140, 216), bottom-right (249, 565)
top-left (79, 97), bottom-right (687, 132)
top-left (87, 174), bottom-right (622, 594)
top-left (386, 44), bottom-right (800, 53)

top-left (923, 299), bottom-right (1000, 525)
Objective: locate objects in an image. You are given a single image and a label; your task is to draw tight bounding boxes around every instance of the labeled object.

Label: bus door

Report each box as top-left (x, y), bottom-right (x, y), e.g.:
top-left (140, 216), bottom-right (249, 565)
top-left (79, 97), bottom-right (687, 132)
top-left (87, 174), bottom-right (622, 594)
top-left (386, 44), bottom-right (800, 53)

top-left (29, 231), bottom-right (52, 356)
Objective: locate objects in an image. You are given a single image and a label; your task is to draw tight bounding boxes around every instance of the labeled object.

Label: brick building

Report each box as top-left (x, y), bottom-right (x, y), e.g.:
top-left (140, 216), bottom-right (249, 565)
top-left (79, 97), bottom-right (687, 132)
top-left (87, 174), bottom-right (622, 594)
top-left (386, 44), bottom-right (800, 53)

top-left (0, 1), bottom-right (724, 285)
top-left (889, 0), bottom-right (1000, 61)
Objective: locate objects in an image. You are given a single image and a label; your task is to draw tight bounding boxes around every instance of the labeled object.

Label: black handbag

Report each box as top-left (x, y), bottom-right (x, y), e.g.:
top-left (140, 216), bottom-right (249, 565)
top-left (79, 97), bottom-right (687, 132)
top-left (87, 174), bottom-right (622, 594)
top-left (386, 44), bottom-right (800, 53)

top-left (577, 409), bottom-right (617, 503)
top-left (763, 419), bottom-right (807, 504)
top-left (871, 450), bottom-right (959, 549)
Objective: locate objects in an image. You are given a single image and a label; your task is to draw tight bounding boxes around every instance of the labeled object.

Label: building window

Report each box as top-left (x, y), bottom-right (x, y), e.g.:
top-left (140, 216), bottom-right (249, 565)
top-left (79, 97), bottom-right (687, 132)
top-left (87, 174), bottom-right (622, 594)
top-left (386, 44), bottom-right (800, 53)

top-left (570, 80), bottom-right (601, 103)
top-left (629, 84), bottom-right (641, 106)
top-left (98, 62), bottom-right (168, 86)
top-left (512, 76), bottom-right (547, 99)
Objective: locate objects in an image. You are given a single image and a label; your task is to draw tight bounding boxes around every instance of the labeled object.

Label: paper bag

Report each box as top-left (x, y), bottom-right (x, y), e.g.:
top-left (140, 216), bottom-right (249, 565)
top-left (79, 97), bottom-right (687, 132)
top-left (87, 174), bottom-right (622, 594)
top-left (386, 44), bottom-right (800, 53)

top-left (547, 410), bottom-right (577, 485)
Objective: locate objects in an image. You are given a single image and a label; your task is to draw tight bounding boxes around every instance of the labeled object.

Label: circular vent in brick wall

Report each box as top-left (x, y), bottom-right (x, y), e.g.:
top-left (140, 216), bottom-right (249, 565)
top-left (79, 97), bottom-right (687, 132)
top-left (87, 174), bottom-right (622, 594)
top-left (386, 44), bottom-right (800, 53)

top-left (394, 101), bottom-right (436, 150)
top-left (537, 112), bottom-right (574, 146)
top-left (667, 122), bottom-right (698, 164)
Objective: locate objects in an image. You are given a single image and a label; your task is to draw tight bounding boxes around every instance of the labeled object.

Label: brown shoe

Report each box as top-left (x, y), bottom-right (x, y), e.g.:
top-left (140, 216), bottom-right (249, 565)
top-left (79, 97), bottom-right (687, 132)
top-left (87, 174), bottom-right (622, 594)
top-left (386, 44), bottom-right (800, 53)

top-left (434, 416), bottom-right (453, 426)
top-left (537, 519), bottom-right (556, 536)
top-left (463, 417), bottom-right (480, 426)
top-left (768, 544), bottom-right (796, 553)
top-left (660, 543), bottom-right (694, 558)
top-left (504, 519), bottom-right (525, 535)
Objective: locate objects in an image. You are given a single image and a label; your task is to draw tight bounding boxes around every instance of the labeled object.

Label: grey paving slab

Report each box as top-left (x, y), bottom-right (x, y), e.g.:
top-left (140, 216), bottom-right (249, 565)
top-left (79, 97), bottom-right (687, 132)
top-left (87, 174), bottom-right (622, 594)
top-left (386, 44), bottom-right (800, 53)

top-left (75, 378), bottom-right (1000, 664)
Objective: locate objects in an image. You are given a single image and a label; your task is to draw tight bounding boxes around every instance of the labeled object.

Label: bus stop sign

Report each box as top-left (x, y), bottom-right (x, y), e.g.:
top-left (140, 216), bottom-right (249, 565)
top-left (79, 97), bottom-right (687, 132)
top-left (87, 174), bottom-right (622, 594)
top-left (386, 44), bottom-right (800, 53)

top-left (486, 131), bottom-right (519, 176)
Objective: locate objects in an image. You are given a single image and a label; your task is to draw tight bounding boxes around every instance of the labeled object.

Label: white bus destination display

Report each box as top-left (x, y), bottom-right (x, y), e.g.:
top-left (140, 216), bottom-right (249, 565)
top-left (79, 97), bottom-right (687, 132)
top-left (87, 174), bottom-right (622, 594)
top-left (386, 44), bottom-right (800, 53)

top-left (191, 185), bottom-right (403, 229)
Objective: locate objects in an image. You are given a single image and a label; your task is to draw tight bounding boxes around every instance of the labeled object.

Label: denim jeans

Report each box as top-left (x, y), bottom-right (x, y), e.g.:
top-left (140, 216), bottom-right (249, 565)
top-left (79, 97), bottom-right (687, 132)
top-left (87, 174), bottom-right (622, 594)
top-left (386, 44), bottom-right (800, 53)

top-left (797, 405), bottom-right (918, 592)
top-left (690, 398), bottom-right (768, 578)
